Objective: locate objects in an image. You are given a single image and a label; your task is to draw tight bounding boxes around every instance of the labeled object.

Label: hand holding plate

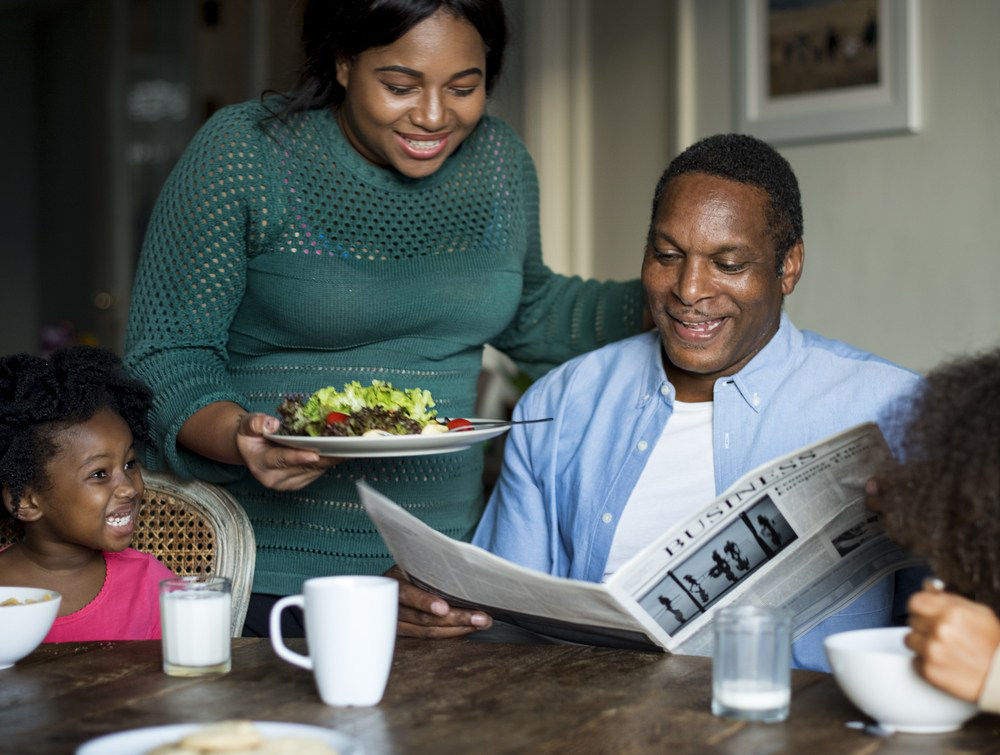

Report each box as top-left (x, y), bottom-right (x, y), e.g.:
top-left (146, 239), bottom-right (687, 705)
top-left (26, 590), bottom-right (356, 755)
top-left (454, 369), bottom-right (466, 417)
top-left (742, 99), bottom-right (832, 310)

top-left (238, 413), bottom-right (341, 490)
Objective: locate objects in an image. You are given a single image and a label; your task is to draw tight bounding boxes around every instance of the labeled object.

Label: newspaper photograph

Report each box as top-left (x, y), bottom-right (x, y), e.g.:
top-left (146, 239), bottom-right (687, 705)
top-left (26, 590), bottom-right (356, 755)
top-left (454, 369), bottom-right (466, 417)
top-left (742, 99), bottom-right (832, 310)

top-left (358, 422), bottom-right (921, 653)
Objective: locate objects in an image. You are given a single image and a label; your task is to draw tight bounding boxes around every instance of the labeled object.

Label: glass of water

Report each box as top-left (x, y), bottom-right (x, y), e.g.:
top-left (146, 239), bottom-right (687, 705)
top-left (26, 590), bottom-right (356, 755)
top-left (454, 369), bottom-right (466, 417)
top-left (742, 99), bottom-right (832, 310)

top-left (711, 605), bottom-right (791, 722)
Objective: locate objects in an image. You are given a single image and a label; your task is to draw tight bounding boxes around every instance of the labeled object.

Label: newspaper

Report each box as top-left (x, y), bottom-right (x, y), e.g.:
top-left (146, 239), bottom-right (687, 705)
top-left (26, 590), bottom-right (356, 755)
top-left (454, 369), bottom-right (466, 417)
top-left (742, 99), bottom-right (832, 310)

top-left (358, 422), bottom-right (922, 652)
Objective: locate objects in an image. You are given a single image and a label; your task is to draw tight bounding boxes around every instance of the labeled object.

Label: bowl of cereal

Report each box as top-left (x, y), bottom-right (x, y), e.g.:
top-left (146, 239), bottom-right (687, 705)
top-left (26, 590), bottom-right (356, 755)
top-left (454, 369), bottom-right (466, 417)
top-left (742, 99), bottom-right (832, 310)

top-left (0, 587), bottom-right (61, 669)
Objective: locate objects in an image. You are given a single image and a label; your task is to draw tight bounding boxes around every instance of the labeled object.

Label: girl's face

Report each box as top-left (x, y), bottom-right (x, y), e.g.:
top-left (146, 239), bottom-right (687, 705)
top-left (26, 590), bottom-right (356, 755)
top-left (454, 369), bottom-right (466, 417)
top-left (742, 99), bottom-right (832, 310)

top-left (27, 409), bottom-right (143, 553)
top-left (335, 9), bottom-right (488, 179)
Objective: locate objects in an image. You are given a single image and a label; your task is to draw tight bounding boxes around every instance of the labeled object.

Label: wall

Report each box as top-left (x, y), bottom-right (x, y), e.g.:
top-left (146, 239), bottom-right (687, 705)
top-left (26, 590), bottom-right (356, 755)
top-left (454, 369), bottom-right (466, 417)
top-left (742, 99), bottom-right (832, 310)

top-left (497, 0), bottom-right (674, 282)
top-left (687, 0), bottom-right (1000, 374)
top-left (0, 9), bottom-right (39, 354)
top-left (0, 0), bottom-right (305, 355)
top-left (588, 0), bottom-right (675, 281)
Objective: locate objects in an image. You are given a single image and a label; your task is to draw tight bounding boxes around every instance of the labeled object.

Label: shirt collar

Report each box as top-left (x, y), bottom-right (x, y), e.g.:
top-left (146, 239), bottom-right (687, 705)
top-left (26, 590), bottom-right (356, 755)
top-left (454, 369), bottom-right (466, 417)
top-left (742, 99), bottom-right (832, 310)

top-left (725, 311), bottom-right (801, 413)
top-left (637, 331), bottom-right (674, 409)
top-left (643, 311), bottom-right (802, 414)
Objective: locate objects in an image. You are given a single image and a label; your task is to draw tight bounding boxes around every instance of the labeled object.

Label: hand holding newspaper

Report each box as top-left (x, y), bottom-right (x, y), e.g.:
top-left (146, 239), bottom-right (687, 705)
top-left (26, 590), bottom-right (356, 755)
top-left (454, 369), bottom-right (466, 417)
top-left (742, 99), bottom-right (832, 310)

top-left (358, 422), bottom-right (921, 652)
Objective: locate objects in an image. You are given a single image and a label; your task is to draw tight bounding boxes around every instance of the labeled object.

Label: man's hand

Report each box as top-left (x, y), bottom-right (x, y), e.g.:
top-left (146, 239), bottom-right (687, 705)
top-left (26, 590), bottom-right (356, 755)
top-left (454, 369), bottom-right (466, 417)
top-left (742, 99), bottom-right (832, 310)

top-left (385, 565), bottom-right (492, 638)
top-left (905, 588), bottom-right (1000, 702)
top-left (236, 412), bottom-right (340, 490)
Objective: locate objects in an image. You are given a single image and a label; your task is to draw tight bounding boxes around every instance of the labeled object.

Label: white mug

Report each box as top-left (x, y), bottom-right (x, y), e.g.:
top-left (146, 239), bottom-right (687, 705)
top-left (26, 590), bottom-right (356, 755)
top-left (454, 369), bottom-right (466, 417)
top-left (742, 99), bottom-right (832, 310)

top-left (270, 575), bottom-right (398, 706)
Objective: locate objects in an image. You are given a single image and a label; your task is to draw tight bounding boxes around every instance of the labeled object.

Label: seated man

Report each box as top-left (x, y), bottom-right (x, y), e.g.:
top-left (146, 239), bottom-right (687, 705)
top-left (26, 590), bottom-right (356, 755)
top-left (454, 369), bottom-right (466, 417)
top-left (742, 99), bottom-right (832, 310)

top-left (394, 133), bottom-right (922, 670)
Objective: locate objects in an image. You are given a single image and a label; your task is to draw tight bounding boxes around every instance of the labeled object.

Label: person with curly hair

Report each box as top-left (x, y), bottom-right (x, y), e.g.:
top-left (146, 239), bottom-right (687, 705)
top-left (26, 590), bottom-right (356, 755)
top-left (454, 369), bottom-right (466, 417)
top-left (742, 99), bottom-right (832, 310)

top-left (867, 348), bottom-right (1000, 713)
top-left (0, 347), bottom-right (175, 642)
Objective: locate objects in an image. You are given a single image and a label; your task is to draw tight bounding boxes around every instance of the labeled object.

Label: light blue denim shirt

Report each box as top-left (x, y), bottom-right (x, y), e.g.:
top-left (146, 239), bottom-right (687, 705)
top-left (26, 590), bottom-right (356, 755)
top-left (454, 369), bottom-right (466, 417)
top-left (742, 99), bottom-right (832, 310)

top-left (473, 312), bottom-right (923, 670)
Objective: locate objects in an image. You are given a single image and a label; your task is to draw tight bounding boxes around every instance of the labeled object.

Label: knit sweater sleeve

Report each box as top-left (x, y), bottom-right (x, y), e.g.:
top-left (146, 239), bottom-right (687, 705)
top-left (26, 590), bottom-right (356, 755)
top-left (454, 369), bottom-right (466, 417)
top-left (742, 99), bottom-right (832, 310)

top-left (489, 139), bottom-right (646, 379)
top-left (124, 104), bottom-right (275, 482)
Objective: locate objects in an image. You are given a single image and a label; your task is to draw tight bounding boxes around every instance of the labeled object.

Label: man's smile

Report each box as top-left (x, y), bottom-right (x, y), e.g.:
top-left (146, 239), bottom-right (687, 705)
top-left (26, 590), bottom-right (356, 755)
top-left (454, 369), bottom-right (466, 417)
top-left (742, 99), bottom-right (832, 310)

top-left (668, 314), bottom-right (729, 343)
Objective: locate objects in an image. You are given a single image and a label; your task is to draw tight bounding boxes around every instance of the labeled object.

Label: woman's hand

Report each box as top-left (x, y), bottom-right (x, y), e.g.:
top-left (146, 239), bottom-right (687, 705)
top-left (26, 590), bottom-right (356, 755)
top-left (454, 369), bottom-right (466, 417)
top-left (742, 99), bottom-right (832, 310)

top-left (179, 402), bottom-right (339, 490)
top-left (905, 588), bottom-right (1000, 702)
top-left (385, 565), bottom-right (492, 638)
top-left (235, 412), bottom-right (339, 490)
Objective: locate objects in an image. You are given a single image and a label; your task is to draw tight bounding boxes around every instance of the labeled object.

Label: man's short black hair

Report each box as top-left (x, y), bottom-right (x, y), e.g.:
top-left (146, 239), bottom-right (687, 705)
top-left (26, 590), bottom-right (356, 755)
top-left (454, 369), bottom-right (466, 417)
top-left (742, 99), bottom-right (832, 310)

top-left (649, 133), bottom-right (804, 274)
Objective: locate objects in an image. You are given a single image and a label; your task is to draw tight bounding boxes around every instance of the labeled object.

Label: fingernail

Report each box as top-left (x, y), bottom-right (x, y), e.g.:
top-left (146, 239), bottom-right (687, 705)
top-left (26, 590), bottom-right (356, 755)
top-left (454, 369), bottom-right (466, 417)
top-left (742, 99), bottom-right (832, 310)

top-left (430, 600), bottom-right (448, 616)
top-left (471, 613), bottom-right (489, 627)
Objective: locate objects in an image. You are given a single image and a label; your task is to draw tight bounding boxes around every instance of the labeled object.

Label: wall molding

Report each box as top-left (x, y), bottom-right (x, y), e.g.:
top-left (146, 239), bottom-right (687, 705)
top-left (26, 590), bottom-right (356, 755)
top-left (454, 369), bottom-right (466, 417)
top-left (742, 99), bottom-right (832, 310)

top-left (521, 0), bottom-right (592, 277)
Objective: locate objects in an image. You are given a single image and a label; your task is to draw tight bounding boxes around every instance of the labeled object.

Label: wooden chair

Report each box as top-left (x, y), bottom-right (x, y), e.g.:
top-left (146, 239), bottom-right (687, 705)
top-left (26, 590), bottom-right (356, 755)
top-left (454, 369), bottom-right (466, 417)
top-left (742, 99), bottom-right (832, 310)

top-left (0, 469), bottom-right (255, 637)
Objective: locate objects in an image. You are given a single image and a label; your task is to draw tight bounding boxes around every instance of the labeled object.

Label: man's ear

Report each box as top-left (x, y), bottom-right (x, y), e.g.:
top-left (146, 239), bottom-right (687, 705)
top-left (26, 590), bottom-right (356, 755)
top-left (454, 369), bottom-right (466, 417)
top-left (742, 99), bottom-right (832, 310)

top-left (779, 240), bottom-right (804, 296)
top-left (3, 487), bottom-right (43, 523)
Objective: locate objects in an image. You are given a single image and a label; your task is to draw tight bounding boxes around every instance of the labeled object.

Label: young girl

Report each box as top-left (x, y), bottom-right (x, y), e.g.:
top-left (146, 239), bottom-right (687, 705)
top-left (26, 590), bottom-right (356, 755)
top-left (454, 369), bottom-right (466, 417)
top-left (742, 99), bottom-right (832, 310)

top-left (0, 346), bottom-right (174, 641)
top-left (868, 348), bottom-right (1000, 713)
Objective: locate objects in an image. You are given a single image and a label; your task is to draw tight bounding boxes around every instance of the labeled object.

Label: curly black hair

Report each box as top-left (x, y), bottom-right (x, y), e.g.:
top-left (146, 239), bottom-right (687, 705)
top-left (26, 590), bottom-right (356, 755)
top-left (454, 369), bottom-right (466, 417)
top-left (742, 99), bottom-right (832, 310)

top-left (649, 133), bottom-right (804, 275)
top-left (0, 347), bottom-right (153, 517)
top-left (267, 0), bottom-right (507, 120)
top-left (874, 348), bottom-right (1000, 612)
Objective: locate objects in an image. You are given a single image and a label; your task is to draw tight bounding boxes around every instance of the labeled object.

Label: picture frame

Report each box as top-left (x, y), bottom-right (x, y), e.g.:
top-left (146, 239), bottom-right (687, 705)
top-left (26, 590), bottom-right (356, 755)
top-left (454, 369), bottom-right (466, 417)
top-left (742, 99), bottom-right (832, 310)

top-left (736, 0), bottom-right (921, 145)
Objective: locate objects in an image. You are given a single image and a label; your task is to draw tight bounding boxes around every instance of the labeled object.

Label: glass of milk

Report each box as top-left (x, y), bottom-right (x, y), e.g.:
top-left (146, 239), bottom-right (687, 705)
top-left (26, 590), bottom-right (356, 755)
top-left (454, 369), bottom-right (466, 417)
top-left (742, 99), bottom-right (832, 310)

top-left (160, 575), bottom-right (232, 676)
top-left (711, 605), bottom-right (791, 722)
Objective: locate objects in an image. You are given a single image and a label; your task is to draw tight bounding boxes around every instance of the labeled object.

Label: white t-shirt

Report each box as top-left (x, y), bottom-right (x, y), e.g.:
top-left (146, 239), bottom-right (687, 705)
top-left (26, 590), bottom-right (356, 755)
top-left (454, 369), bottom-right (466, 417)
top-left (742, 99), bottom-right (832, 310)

top-left (603, 400), bottom-right (715, 578)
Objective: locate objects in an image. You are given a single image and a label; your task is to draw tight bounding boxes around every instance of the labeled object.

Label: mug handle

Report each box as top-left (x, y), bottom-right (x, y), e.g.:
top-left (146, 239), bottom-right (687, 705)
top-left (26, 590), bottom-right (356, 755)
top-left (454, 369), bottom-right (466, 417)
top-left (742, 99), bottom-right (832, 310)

top-left (269, 594), bottom-right (311, 670)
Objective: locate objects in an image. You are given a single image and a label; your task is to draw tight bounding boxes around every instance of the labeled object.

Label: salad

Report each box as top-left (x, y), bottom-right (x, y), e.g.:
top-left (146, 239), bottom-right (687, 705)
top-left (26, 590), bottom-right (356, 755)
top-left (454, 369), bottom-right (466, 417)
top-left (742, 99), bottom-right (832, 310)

top-left (276, 380), bottom-right (472, 438)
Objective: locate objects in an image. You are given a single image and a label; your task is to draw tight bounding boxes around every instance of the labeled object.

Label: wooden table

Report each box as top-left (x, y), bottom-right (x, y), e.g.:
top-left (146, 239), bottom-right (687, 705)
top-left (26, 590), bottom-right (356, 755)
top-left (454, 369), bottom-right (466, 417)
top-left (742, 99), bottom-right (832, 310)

top-left (1, 638), bottom-right (997, 754)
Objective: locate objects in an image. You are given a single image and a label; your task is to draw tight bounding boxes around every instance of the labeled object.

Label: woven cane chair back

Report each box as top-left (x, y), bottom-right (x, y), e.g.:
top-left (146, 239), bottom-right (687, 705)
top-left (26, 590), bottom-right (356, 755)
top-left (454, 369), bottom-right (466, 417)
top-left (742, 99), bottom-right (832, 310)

top-left (0, 470), bottom-right (254, 638)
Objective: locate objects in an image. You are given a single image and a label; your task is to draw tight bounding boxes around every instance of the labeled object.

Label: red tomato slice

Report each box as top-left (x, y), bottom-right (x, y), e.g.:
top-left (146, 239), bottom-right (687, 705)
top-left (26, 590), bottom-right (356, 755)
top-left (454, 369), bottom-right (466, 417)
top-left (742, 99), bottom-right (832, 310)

top-left (326, 411), bottom-right (349, 424)
top-left (446, 418), bottom-right (473, 431)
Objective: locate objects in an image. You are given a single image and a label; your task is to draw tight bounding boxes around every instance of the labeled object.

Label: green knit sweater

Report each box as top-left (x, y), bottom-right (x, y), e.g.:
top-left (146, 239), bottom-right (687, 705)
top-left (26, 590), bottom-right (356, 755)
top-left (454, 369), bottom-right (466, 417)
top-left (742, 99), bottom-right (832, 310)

top-left (124, 100), bottom-right (644, 596)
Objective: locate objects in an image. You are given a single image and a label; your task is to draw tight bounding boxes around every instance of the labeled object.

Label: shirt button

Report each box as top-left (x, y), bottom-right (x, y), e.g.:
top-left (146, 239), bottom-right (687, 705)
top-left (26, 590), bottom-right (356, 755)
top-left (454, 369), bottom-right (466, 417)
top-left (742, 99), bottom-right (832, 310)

top-left (602, 513), bottom-right (613, 524)
top-left (660, 385), bottom-right (670, 396)
top-left (752, 392), bottom-right (761, 407)
top-left (637, 440), bottom-right (648, 451)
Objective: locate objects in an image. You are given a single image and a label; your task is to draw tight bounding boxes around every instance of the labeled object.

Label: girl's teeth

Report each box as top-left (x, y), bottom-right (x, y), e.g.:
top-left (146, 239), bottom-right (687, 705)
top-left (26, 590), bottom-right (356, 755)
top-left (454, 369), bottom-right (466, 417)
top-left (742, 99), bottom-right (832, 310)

top-left (106, 512), bottom-right (132, 527)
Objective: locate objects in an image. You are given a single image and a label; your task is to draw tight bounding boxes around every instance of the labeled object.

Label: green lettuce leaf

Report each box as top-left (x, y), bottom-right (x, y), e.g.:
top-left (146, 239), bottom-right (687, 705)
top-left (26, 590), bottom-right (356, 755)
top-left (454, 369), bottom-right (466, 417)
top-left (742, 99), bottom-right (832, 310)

top-left (297, 380), bottom-right (437, 436)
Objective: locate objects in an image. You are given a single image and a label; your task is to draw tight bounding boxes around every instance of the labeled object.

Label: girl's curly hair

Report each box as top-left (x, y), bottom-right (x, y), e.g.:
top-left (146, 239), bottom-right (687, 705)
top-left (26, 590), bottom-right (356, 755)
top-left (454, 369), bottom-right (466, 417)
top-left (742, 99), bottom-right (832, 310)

top-left (0, 347), bottom-right (153, 516)
top-left (875, 348), bottom-right (1000, 612)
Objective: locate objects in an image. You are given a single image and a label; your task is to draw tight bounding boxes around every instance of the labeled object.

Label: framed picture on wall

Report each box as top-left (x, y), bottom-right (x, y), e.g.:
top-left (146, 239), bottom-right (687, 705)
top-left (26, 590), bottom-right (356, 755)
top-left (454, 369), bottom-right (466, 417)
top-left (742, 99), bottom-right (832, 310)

top-left (736, 0), bottom-right (921, 144)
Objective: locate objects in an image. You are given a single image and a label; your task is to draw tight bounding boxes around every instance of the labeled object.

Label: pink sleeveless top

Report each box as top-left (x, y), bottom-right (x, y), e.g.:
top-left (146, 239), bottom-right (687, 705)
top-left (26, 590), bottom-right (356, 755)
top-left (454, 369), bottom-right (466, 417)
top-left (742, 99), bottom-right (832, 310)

top-left (43, 548), bottom-right (175, 642)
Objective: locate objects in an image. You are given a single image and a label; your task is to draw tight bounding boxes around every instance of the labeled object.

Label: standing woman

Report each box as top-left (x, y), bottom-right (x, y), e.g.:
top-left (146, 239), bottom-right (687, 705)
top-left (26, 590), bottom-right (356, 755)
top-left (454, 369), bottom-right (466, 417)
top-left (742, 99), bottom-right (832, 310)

top-left (124, 0), bottom-right (646, 634)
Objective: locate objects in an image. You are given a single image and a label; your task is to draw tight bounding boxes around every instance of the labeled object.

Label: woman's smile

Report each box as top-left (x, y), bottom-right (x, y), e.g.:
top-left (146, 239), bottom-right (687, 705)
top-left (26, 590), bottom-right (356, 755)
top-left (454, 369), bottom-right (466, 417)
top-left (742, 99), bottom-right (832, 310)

top-left (396, 131), bottom-right (451, 159)
top-left (334, 9), bottom-right (487, 179)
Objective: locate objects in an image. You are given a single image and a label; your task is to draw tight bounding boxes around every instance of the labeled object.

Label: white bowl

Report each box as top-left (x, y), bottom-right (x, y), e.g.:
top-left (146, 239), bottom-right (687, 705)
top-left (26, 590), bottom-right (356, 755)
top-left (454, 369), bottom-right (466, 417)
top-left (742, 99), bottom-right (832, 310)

top-left (824, 626), bottom-right (979, 733)
top-left (0, 586), bottom-right (62, 669)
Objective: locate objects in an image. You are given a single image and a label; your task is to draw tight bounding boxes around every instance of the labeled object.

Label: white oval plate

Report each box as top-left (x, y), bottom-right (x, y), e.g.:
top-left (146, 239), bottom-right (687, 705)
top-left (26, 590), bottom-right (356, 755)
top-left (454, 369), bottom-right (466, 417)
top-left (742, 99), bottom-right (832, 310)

top-left (76, 721), bottom-right (359, 755)
top-left (264, 420), bottom-right (511, 458)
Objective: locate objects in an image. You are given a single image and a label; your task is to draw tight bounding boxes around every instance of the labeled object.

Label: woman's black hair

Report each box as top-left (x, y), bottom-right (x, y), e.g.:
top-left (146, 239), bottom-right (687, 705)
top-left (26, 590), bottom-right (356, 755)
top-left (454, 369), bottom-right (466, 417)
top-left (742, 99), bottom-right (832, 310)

top-left (0, 347), bottom-right (153, 516)
top-left (268, 0), bottom-right (507, 119)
